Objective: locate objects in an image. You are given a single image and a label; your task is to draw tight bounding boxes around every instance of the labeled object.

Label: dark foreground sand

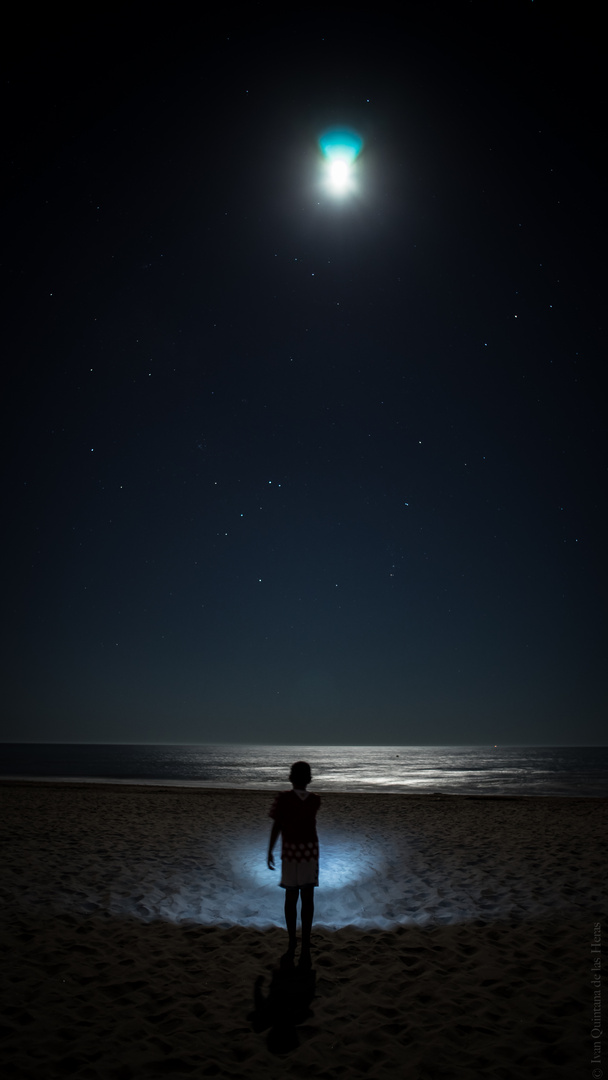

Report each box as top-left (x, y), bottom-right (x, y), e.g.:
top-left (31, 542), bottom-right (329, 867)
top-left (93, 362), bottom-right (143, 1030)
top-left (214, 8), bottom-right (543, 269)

top-left (0, 782), bottom-right (605, 1078)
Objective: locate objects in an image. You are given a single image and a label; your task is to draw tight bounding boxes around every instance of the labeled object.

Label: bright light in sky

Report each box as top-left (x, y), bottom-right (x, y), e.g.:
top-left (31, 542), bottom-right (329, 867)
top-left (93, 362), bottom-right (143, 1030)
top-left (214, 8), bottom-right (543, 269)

top-left (327, 158), bottom-right (352, 194)
top-left (319, 127), bottom-right (363, 198)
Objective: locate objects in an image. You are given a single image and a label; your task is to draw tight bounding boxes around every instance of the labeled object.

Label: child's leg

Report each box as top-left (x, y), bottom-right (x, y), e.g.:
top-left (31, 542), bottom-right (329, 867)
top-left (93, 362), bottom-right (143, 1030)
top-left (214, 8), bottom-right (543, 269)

top-left (300, 885), bottom-right (314, 951)
top-left (284, 888), bottom-right (298, 951)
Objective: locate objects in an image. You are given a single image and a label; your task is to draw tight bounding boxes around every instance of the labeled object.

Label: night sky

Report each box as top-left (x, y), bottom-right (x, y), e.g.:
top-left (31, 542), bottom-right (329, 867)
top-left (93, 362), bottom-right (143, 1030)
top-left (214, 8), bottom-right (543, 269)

top-left (3, 3), bottom-right (605, 745)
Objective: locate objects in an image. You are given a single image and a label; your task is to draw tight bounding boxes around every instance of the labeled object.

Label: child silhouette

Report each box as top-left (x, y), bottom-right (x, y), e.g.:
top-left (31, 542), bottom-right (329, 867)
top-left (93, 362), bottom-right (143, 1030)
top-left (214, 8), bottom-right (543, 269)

top-left (268, 761), bottom-right (320, 968)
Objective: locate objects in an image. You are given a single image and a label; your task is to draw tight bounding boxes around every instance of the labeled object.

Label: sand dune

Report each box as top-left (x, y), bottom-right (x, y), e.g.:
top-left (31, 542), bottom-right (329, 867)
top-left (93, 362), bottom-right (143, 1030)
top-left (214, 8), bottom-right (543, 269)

top-left (0, 782), bottom-right (604, 1077)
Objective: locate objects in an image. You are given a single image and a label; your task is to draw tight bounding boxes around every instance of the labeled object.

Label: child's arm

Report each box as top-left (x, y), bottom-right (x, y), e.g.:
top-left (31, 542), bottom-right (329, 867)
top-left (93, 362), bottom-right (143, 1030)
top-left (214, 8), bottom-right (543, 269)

top-left (267, 820), bottom-right (281, 869)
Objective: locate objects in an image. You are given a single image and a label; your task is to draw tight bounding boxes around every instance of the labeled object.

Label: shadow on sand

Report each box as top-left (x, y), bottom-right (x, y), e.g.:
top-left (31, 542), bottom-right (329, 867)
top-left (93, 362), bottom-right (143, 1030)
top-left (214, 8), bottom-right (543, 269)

top-left (250, 959), bottom-right (317, 1054)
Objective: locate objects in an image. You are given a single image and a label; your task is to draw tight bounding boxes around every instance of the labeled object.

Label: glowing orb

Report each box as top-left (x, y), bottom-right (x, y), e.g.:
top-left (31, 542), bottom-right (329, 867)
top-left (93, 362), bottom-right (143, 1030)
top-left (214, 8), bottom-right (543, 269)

top-left (328, 158), bottom-right (352, 194)
top-left (319, 127), bottom-right (363, 197)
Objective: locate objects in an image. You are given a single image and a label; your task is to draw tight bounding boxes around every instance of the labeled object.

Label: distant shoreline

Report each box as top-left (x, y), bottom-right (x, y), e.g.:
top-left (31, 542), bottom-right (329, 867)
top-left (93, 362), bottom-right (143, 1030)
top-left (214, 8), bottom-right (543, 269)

top-left (1, 776), bottom-right (605, 799)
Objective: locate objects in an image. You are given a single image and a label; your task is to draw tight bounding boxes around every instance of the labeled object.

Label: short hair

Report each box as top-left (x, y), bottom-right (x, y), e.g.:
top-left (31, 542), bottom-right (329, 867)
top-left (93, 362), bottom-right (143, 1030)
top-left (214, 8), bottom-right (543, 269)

top-left (289, 760), bottom-right (312, 787)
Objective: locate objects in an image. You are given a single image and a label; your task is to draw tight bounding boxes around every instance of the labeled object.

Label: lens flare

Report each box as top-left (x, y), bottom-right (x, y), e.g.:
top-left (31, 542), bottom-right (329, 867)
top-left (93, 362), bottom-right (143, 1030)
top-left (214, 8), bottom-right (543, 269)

top-left (319, 128), bottom-right (364, 162)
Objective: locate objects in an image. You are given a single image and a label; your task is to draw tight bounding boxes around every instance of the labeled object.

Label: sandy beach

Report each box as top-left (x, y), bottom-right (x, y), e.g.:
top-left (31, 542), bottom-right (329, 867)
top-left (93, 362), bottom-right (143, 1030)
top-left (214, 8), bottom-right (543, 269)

top-left (0, 782), bottom-right (605, 1078)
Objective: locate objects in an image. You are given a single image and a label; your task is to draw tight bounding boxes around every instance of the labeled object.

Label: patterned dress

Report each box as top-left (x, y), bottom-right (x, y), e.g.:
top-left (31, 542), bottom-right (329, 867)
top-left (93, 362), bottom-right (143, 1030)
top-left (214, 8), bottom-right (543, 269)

top-left (269, 789), bottom-right (321, 887)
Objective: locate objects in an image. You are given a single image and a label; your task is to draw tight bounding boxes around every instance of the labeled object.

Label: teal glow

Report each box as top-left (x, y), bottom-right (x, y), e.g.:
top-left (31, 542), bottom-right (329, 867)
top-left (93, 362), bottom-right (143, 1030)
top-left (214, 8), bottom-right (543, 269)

top-left (319, 127), bottom-right (363, 163)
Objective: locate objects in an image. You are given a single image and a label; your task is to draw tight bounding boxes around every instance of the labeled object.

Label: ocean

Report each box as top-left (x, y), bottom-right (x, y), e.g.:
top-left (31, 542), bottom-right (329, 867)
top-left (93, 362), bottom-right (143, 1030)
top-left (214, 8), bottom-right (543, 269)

top-left (1, 743), bottom-right (607, 796)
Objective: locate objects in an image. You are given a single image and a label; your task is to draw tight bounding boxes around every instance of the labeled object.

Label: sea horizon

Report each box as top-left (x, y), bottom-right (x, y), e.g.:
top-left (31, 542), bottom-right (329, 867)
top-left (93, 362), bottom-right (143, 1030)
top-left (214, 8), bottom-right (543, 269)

top-left (2, 740), bottom-right (604, 746)
top-left (1, 743), bottom-right (607, 797)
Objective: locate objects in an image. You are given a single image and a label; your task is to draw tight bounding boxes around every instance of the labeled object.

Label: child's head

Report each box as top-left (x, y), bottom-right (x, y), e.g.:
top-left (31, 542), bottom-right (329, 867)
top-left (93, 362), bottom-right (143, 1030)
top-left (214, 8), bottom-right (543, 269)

top-left (289, 760), bottom-right (312, 789)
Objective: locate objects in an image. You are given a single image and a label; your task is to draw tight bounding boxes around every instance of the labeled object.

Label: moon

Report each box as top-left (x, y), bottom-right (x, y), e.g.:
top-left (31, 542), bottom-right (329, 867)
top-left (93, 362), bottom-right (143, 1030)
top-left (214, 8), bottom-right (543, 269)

top-left (319, 127), bottom-right (363, 198)
top-left (327, 157), bottom-right (353, 194)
